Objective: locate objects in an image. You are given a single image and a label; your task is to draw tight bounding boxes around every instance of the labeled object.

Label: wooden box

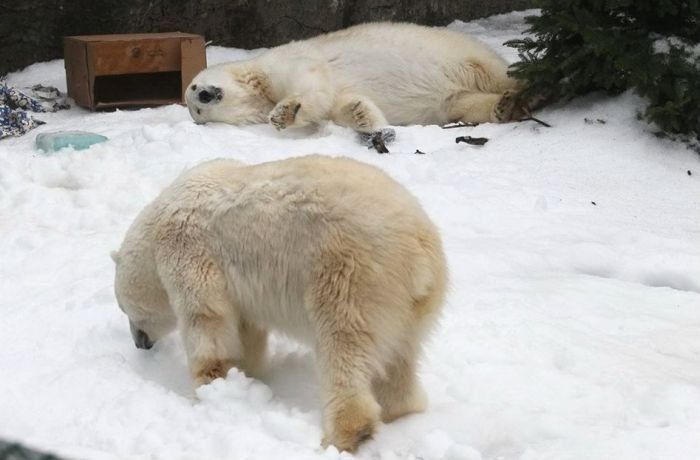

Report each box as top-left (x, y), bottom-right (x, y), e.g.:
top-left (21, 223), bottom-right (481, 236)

top-left (64, 32), bottom-right (206, 110)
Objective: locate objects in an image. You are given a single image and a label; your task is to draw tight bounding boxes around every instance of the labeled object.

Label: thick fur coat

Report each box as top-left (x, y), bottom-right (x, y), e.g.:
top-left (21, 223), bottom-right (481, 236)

top-left (112, 155), bottom-right (448, 452)
top-left (186, 22), bottom-right (523, 134)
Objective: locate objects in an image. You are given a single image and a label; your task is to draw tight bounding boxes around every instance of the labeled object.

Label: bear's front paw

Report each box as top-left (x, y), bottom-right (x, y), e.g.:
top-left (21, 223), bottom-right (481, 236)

top-left (192, 358), bottom-right (235, 387)
top-left (269, 100), bottom-right (301, 130)
top-left (322, 392), bottom-right (380, 452)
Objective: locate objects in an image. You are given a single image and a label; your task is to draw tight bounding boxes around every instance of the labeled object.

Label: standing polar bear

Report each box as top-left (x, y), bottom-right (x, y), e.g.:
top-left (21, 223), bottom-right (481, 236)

top-left (186, 22), bottom-right (523, 141)
top-left (112, 155), bottom-right (447, 452)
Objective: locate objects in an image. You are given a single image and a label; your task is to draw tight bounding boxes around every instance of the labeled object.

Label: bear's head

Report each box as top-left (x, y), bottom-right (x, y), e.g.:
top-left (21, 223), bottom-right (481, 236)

top-left (111, 250), bottom-right (176, 350)
top-left (185, 63), bottom-right (275, 126)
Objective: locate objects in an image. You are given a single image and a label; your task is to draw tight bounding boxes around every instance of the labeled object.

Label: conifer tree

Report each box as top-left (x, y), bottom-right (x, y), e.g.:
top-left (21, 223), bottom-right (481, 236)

top-left (506, 1), bottom-right (700, 138)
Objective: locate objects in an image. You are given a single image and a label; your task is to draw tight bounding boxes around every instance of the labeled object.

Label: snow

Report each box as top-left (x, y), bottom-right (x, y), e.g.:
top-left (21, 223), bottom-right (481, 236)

top-left (1, 10), bottom-right (700, 460)
top-left (652, 34), bottom-right (700, 59)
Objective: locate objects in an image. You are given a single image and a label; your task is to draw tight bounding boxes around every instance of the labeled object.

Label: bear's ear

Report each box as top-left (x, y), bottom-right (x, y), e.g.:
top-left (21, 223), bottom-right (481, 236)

top-left (110, 250), bottom-right (121, 264)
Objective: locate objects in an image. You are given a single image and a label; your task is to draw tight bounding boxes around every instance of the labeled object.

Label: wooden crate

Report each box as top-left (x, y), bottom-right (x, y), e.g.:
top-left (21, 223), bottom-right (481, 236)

top-left (64, 32), bottom-right (206, 110)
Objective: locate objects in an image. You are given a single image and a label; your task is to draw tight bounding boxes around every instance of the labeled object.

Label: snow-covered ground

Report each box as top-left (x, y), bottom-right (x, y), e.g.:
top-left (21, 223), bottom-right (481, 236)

top-left (1, 10), bottom-right (699, 460)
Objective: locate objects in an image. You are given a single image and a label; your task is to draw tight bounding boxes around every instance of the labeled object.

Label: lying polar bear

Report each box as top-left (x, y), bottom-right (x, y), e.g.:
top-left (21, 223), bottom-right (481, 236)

top-left (112, 155), bottom-right (447, 452)
top-left (186, 22), bottom-right (523, 143)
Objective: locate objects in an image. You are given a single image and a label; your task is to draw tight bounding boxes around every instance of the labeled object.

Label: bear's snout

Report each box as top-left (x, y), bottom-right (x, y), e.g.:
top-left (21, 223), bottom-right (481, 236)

top-left (197, 86), bottom-right (223, 104)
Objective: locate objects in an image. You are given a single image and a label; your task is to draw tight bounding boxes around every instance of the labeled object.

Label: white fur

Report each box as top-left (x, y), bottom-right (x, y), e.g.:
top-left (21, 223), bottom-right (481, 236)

top-left (186, 22), bottom-right (523, 132)
top-left (113, 155), bottom-right (448, 452)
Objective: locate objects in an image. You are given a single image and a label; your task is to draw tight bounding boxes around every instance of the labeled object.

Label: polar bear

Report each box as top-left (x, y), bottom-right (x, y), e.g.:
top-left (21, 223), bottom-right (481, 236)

top-left (186, 22), bottom-right (523, 141)
top-left (112, 154), bottom-right (447, 452)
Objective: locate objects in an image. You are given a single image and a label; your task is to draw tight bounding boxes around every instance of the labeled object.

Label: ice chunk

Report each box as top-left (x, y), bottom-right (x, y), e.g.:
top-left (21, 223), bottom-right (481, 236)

top-left (35, 131), bottom-right (108, 152)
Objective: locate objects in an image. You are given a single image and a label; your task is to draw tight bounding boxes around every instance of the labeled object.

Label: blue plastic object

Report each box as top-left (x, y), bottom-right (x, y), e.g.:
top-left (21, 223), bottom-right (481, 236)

top-left (35, 131), bottom-right (108, 152)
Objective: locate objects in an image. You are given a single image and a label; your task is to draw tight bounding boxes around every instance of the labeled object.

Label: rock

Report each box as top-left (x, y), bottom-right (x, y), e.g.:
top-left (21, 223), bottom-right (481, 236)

top-left (0, 0), bottom-right (533, 76)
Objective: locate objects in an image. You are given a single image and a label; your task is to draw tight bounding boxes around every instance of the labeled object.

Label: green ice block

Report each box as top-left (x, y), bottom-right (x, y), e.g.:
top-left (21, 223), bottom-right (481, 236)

top-left (35, 131), bottom-right (108, 152)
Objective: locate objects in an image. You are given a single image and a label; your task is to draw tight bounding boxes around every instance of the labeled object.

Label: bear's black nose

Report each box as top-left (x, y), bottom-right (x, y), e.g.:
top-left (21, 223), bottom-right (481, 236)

top-left (198, 87), bottom-right (222, 104)
top-left (198, 89), bottom-right (214, 103)
top-left (134, 329), bottom-right (154, 350)
top-left (130, 321), bottom-right (154, 350)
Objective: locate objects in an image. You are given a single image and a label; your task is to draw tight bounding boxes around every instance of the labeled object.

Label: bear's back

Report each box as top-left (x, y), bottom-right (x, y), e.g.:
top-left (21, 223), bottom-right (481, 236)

top-left (150, 155), bottom-right (442, 341)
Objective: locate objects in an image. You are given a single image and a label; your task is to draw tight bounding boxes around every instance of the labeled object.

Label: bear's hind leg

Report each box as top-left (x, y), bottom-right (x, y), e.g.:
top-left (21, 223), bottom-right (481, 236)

top-left (446, 91), bottom-right (503, 123)
top-left (372, 340), bottom-right (427, 423)
top-left (237, 318), bottom-right (268, 379)
top-left (374, 277), bottom-right (443, 422)
top-left (311, 252), bottom-right (382, 452)
top-left (446, 90), bottom-right (526, 123)
top-left (316, 321), bottom-right (382, 453)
